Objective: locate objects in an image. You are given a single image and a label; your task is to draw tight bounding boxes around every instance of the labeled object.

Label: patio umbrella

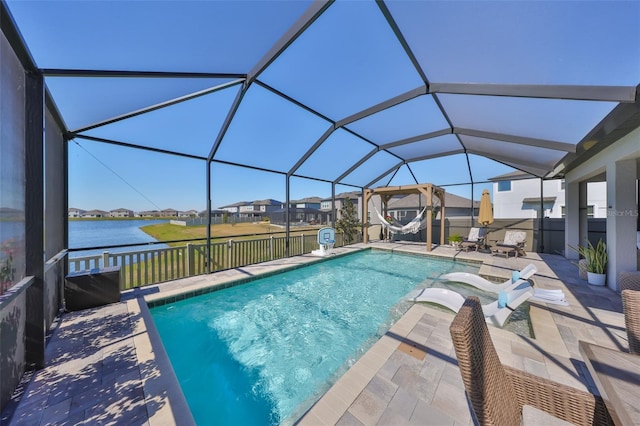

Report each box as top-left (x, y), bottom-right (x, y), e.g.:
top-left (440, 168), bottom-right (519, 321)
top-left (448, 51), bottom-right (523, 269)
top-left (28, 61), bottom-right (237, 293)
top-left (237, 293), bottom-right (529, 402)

top-left (477, 189), bottom-right (493, 252)
top-left (478, 189), bottom-right (494, 227)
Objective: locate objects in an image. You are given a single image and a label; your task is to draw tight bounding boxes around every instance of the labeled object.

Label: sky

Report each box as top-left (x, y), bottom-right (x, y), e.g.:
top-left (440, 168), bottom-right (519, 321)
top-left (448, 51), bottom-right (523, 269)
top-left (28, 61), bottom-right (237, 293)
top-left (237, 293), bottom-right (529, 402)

top-left (6, 1), bottom-right (639, 212)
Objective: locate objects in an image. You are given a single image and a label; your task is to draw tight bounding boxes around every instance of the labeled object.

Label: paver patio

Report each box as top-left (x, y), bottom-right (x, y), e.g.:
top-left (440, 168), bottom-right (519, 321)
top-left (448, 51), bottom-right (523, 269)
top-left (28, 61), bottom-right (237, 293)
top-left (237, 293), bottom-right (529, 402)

top-left (3, 243), bottom-right (628, 425)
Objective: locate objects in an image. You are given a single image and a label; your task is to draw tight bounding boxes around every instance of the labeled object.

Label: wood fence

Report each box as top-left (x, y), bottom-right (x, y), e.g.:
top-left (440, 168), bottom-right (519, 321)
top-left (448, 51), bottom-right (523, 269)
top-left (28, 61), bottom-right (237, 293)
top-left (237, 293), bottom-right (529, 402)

top-left (68, 232), bottom-right (356, 290)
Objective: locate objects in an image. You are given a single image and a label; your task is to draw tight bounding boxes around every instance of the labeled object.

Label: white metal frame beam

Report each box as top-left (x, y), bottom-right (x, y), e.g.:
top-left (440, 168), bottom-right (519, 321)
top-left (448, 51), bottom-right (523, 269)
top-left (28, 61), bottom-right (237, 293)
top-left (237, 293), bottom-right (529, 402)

top-left (429, 82), bottom-right (636, 103)
top-left (455, 128), bottom-right (577, 153)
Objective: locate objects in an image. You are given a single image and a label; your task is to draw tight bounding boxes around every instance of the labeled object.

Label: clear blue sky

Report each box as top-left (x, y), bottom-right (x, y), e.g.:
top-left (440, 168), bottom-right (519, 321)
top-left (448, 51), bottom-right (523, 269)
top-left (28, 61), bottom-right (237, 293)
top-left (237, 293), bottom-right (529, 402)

top-left (7, 1), bottom-right (638, 212)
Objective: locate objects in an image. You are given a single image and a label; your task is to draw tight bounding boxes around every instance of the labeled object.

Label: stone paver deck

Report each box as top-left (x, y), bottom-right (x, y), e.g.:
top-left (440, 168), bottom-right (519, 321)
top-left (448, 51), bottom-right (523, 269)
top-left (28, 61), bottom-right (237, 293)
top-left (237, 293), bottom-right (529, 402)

top-left (3, 242), bottom-right (629, 425)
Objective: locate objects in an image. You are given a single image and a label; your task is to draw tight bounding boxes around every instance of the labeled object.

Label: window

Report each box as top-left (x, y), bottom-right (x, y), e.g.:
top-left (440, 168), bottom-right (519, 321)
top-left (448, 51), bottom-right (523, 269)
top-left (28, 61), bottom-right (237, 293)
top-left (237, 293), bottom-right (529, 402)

top-left (497, 181), bottom-right (511, 192)
top-left (561, 205), bottom-right (594, 218)
top-left (560, 179), bottom-right (565, 191)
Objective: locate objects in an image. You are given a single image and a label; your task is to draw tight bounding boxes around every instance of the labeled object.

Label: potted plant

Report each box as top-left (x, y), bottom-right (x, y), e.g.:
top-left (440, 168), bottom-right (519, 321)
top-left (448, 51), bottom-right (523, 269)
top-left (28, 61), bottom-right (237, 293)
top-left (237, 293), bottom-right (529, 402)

top-left (572, 239), bottom-right (608, 286)
top-left (449, 233), bottom-right (463, 248)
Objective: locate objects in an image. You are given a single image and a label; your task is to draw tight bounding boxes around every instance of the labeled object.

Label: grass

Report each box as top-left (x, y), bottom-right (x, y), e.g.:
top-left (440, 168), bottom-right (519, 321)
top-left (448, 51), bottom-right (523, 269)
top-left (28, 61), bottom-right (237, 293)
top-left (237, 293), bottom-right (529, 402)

top-left (140, 222), bottom-right (323, 247)
top-left (68, 217), bottom-right (174, 221)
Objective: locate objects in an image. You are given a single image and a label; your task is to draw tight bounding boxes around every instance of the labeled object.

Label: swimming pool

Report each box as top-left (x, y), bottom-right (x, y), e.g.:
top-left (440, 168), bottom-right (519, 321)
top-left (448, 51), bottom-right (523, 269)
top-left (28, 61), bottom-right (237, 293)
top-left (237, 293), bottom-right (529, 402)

top-left (150, 250), bottom-right (481, 425)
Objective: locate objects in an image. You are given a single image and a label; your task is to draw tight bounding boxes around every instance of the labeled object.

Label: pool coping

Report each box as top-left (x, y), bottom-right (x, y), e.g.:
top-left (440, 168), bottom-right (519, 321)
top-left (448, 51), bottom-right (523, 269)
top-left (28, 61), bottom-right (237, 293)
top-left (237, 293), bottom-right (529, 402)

top-left (140, 246), bottom-right (485, 424)
top-left (7, 242), bottom-right (625, 425)
top-left (134, 244), bottom-right (538, 424)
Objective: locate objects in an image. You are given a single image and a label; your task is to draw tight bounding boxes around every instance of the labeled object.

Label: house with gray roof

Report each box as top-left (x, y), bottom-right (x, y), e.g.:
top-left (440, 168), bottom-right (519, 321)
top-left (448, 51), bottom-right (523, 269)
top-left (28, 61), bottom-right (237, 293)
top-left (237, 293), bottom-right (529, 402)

top-left (68, 208), bottom-right (86, 218)
top-left (82, 209), bottom-right (110, 218)
top-left (385, 192), bottom-right (481, 222)
top-left (321, 192), bottom-right (362, 222)
top-left (110, 208), bottom-right (133, 218)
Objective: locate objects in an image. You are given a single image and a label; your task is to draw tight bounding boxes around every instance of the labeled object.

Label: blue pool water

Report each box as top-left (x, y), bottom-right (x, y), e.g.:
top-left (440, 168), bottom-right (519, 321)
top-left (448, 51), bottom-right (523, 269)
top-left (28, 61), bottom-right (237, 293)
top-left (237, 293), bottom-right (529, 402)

top-left (150, 250), bottom-right (480, 425)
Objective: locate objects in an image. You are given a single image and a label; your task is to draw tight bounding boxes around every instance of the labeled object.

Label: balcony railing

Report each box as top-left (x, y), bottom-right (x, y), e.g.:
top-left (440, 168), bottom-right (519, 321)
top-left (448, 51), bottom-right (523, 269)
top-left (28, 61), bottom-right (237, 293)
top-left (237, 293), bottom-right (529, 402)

top-left (68, 232), bottom-right (357, 290)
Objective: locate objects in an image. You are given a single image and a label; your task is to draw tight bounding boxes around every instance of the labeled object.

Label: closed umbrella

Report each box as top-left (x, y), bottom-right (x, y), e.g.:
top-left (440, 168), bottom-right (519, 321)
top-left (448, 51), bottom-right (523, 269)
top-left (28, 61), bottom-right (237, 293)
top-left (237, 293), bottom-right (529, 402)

top-left (478, 189), bottom-right (494, 226)
top-left (477, 189), bottom-right (493, 252)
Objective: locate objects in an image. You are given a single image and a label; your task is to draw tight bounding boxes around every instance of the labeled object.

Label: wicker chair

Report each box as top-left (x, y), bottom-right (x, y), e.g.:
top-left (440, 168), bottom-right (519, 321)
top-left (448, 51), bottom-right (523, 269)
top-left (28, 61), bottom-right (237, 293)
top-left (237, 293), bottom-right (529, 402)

top-left (622, 289), bottom-right (640, 355)
top-left (449, 297), bottom-right (612, 426)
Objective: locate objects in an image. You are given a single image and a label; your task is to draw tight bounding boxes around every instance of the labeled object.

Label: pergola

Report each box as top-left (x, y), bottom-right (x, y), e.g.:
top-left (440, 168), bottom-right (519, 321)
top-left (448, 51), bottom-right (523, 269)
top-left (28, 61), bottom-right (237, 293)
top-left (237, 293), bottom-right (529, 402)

top-left (363, 184), bottom-right (446, 251)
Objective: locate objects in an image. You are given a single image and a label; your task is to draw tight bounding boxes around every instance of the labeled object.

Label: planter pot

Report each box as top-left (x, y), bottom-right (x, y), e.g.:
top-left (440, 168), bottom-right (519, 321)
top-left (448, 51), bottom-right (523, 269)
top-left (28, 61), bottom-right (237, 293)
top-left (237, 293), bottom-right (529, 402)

top-left (587, 272), bottom-right (606, 286)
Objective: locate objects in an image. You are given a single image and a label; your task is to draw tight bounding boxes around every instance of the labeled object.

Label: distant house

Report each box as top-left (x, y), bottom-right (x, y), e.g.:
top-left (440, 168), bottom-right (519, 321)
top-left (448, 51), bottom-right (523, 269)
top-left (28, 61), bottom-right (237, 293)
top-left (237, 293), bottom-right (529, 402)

top-left (178, 210), bottom-right (198, 218)
top-left (0, 207), bottom-right (24, 220)
top-left (82, 209), bottom-right (109, 218)
top-left (110, 208), bottom-right (133, 218)
top-left (198, 209), bottom-right (227, 219)
top-left (269, 207), bottom-right (327, 226)
top-left (161, 208), bottom-right (178, 218)
top-left (68, 208), bottom-right (86, 218)
top-left (238, 199), bottom-right (282, 219)
top-left (384, 193), bottom-right (481, 222)
top-left (136, 210), bottom-right (160, 218)
top-left (285, 197), bottom-right (322, 210)
top-left (490, 171), bottom-right (607, 218)
top-left (321, 191), bottom-right (362, 222)
top-left (219, 201), bottom-right (247, 215)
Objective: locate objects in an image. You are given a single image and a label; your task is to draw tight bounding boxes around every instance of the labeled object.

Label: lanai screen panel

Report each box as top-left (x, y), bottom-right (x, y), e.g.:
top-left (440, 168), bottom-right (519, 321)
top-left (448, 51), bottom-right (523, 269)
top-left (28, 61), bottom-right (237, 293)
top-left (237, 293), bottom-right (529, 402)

top-left (6, 1), bottom-right (312, 72)
top-left (408, 155), bottom-right (472, 186)
top-left (380, 165), bottom-right (418, 188)
top-left (345, 95), bottom-right (449, 145)
top-left (467, 154), bottom-right (527, 183)
top-left (46, 77), bottom-right (237, 132)
top-left (295, 129), bottom-right (374, 182)
top-left (387, 134), bottom-right (463, 161)
top-left (258, 0), bottom-right (423, 121)
top-left (439, 94), bottom-right (618, 144)
top-left (386, 1), bottom-right (640, 85)
top-left (83, 86), bottom-right (241, 157)
top-left (68, 141), bottom-right (206, 217)
top-left (214, 85), bottom-right (330, 172)
top-left (340, 151), bottom-right (401, 188)
top-left (210, 163), bottom-right (285, 211)
top-left (461, 135), bottom-right (565, 175)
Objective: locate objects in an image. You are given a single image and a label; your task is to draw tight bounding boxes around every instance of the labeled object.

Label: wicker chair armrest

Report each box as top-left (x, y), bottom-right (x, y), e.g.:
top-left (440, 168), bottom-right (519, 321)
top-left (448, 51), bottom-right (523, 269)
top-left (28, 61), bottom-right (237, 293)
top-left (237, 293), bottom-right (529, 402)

top-left (504, 366), bottom-right (613, 425)
top-left (622, 289), bottom-right (640, 354)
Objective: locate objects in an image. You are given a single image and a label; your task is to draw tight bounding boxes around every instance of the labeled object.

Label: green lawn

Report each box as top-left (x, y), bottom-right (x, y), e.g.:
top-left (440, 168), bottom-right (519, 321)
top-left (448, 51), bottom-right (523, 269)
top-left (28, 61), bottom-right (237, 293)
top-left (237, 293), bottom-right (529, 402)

top-left (140, 222), bottom-right (322, 246)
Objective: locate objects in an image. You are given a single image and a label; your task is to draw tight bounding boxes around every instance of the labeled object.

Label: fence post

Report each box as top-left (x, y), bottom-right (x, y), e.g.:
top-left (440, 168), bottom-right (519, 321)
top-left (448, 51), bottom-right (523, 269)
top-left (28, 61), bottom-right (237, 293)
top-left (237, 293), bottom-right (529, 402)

top-left (186, 243), bottom-right (194, 276)
top-left (102, 251), bottom-right (109, 268)
top-left (228, 239), bottom-right (233, 269)
top-left (270, 236), bottom-right (274, 260)
top-left (301, 234), bottom-right (304, 255)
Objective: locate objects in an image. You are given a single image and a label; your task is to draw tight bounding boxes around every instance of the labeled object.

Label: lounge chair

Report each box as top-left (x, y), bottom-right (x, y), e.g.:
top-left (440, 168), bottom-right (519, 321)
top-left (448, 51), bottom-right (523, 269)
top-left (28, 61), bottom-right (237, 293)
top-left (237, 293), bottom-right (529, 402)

top-left (440, 263), bottom-right (537, 293)
top-left (490, 230), bottom-right (527, 258)
top-left (449, 297), bottom-right (613, 425)
top-left (459, 227), bottom-right (485, 252)
top-left (414, 280), bottom-right (533, 327)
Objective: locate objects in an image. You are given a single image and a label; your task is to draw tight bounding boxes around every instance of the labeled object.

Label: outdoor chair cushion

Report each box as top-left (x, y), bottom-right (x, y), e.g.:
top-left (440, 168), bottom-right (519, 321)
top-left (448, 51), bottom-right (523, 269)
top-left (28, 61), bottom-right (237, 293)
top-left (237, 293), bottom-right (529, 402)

top-left (498, 230), bottom-right (526, 247)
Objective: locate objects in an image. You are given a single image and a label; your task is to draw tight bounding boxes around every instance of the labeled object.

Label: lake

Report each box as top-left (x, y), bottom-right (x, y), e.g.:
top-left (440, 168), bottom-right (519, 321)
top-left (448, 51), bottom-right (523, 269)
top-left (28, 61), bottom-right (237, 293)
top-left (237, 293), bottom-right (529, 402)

top-left (68, 219), bottom-right (169, 260)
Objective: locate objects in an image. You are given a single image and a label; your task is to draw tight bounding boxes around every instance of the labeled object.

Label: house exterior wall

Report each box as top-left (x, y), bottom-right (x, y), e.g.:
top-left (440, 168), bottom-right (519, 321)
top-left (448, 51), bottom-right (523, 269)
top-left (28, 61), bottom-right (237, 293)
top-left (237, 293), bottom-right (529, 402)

top-left (492, 178), bottom-right (606, 219)
top-left (68, 209), bottom-right (85, 218)
top-left (110, 209), bottom-right (133, 218)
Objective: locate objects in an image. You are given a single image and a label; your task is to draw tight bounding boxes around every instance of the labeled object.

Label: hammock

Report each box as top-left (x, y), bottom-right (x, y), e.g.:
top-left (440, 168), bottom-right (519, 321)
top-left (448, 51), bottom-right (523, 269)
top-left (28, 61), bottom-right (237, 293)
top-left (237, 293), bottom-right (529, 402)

top-left (374, 206), bottom-right (427, 234)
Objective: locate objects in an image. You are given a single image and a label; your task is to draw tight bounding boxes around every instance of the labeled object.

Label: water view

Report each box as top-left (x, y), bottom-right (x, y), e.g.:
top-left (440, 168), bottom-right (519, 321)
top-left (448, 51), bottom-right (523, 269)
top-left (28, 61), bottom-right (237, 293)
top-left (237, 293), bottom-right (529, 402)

top-left (68, 219), bottom-right (169, 261)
